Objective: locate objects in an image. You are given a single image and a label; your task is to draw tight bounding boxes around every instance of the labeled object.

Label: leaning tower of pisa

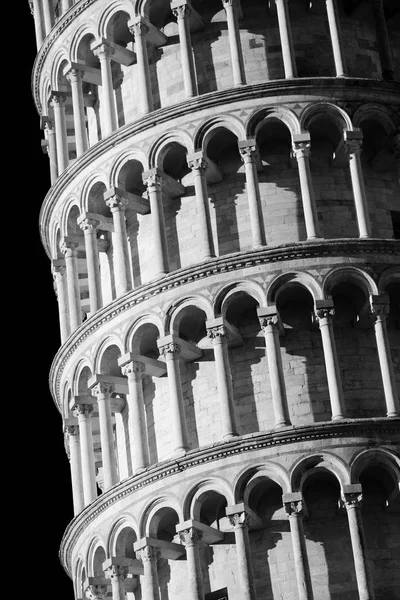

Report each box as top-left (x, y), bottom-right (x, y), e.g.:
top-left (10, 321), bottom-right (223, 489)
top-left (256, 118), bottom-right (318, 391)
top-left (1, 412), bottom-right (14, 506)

top-left (30, 0), bottom-right (400, 598)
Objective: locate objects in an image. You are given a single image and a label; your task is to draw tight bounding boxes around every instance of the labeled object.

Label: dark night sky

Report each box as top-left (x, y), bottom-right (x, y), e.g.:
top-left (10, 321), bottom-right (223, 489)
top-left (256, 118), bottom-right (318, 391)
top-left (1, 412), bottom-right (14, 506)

top-left (22, 8), bottom-right (76, 599)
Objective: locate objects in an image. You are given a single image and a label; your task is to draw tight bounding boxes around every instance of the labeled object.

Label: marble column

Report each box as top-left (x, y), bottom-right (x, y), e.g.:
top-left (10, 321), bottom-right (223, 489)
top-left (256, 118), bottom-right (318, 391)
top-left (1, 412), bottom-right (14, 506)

top-left (85, 583), bottom-right (108, 600)
top-left (344, 131), bottom-right (371, 239)
top-left (78, 215), bottom-right (103, 313)
top-left (325, 0), bottom-right (346, 77)
top-left (60, 237), bottom-right (82, 331)
top-left (143, 171), bottom-right (169, 277)
top-left (91, 39), bottom-right (118, 136)
top-left (62, 0), bottom-right (73, 12)
top-left (120, 358), bottom-right (150, 472)
top-left (43, 119), bottom-right (58, 184)
top-left (258, 308), bottom-right (291, 427)
top-left (370, 295), bottom-right (399, 417)
top-left (31, 0), bottom-right (44, 48)
top-left (72, 403), bottom-right (97, 505)
top-left (65, 424), bottom-right (84, 515)
top-left (172, 1), bottom-right (198, 98)
top-left (292, 134), bottom-right (320, 240)
top-left (104, 565), bottom-right (129, 600)
top-left (158, 340), bottom-right (189, 453)
top-left (104, 190), bottom-right (133, 296)
top-left (42, 0), bottom-right (53, 35)
top-left (136, 546), bottom-right (161, 600)
top-left (52, 263), bottom-right (70, 342)
top-left (187, 152), bottom-right (214, 260)
top-left (342, 485), bottom-right (375, 600)
top-left (129, 19), bottom-right (154, 115)
top-left (371, 0), bottom-right (394, 81)
top-left (206, 321), bottom-right (238, 439)
top-left (90, 381), bottom-right (119, 489)
top-left (178, 527), bottom-right (204, 600)
top-left (238, 141), bottom-right (264, 249)
top-left (314, 300), bottom-right (346, 420)
top-left (222, 0), bottom-right (246, 85)
top-left (283, 493), bottom-right (313, 600)
top-left (275, 0), bottom-right (297, 78)
top-left (226, 508), bottom-right (256, 600)
top-left (50, 92), bottom-right (69, 174)
top-left (65, 67), bottom-right (88, 157)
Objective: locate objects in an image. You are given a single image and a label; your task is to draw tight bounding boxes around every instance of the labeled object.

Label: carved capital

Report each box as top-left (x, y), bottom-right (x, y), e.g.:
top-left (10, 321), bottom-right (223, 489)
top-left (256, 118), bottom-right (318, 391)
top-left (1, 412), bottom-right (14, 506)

top-left (52, 265), bottom-right (66, 281)
top-left (72, 403), bottom-right (93, 418)
top-left (179, 527), bottom-right (203, 546)
top-left (259, 314), bottom-right (279, 330)
top-left (85, 584), bottom-right (108, 600)
top-left (292, 141), bottom-right (311, 160)
top-left (315, 307), bottom-right (335, 321)
top-left (343, 492), bottom-right (363, 509)
top-left (207, 325), bottom-right (229, 340)
top-left (121, 361), bottom-right (146, 378)
top-left (129, 20), bottom-right (149, 38)
top-left (44, 119), bottom-right (55, 133)
top-left (105, 194), bottom-right (129, 211)
top-left (222, 0), bottom-right (238, 8)
top-left (136, 546), bottom-right (161, 562)
top-left (50, 91), bottom-right (67, 107)
top-left (187, 156), bottom-right (208, 172)
top-left (239, 144), bottom-right (259, 163)
top-left (344, 139), bottom-right (362, 156)
top-left (370, 299), bottom-right (390, 320)
top-left (284, 500), bottom-right (303, 517)
top-left (228, 511), bottom-right (250, 529)
top-left (172, 4), bottom-right (192, 19)
top-left (104, 564), bottom-right (129, 580)
top-left (64, 424), bottom-right (79, 437)
top-left (159, 342), bottom-right (181, 358)
top-left (143, 173), bottom-right (165, 191)
top-left (65, 68), bottom-right (85, 84)
top-left (92, 42), bottom-right (115, 60)
top-left (60, 238), bottom-right (79, 255)
top-left (78, 217), bottom-right (100, 233)
top-left (91, 381), bottom-right (115, 398)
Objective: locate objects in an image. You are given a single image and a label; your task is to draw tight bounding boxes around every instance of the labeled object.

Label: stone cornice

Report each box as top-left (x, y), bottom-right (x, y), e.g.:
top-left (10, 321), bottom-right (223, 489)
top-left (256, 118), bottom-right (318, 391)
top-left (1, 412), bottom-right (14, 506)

top-left (58, 417), bottom-right (400, 577)
top-left (38, 78), bottom-right (400, 258)
top-left (48, 238), bottom-right (400, 411)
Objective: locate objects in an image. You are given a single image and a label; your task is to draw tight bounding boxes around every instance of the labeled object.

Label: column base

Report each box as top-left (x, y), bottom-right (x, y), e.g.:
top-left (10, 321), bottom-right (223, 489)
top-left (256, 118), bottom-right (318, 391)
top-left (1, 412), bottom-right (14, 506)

top-left (386, 412), bottom-right (400, 419)
top-left (223, 432), bottom-right (239, 439)
top-left (331, 414), bottom-right (348, 421)
top-left (306, 236), bottom-right (322, 242)
top-left (275, 420), bottom-right (291, 428)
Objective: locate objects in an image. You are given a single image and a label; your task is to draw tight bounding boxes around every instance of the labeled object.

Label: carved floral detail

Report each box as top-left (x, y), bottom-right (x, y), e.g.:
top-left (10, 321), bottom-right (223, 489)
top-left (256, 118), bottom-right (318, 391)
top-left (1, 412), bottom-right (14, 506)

top-left (179, 527), bottom-right (203, 545)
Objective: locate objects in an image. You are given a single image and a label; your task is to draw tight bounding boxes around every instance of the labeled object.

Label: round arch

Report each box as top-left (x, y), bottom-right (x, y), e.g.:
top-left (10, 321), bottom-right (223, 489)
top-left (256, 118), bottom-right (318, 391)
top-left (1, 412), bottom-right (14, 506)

top-left (300, 102), bottom-right (353, 134)
top-left (93, 336), bottom-right (125, 374)
top-left (183, 477), bottom-right (234, 521)
top-left (86, 537), bottom-right (108, 576)
top-left (322, 266), bottom-right (379, 299)
top-left (97, 1), bottom-right (135, 39)
top-left (139, 495), bottom-right (183, 538)
top-left (378, 267), bottom-right (400, 293)
top-left (194, 115), bottom-right (246, 152)
top-left (266, 271), bottom-right (323, 307)
top-left (60, 195), bottom-right (82, 237)
top-left (350, 448), bottom-right (400, 487)
top-left (290, 452), bottom-right (350, 493)
top-left (352, 103), bottom-right (399, 135)
top-left (81, 173), bottom-right (109, 213)
top-left (246, 106), bottom-right (301, 139)
top-left (165, 295), bottom-right (214, 337)
top-left (233, 462), bottom-right (291, 503)
top-left (69, 23), bottom-right (98, 63)
top-left (109, 148), bottom-right (149, 189)
top-left (149, 130), bottom-right (195, 170)
top-left (214, 280), bottom-right (266, 318)
top-left (125, 314), bottom-right (164, 354)
top-left (107, 515), bottom-right (140, 557)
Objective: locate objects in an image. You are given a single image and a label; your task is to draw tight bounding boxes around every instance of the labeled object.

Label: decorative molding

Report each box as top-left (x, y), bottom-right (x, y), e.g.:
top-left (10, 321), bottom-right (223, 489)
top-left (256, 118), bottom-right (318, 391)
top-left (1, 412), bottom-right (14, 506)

top-left (59, 418), bottom-right (400, 577)
top-left (49, 239), bottom-right (399, 410)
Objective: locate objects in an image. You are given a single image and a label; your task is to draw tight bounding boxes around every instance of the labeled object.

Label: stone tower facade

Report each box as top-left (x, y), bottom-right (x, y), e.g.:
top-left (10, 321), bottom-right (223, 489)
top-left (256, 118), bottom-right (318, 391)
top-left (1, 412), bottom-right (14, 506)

top-left (30, 0), bottom-right (400, 598)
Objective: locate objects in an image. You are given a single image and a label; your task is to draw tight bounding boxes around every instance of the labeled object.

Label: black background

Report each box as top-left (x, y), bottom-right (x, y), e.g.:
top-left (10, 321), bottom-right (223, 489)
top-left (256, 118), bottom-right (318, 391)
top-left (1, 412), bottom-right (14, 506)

top-left (21, 7), bottom-right (76, 599)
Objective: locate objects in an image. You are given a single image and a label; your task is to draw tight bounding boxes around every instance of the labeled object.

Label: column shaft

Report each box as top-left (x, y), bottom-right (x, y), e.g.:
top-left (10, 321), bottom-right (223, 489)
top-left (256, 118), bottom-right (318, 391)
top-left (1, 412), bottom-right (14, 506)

top-left (293, 141), bottom-right (320, 239)
top-left (105, 195), bottom-right (133, 296)
top-left (228, 513), bottom-right (256, 600)
top-left (239, 144), bottom-right (264, 248)
top-left (371, 0), bottom-right (394, 80)
top-left (275, 0), bottom-right (297, 78)
top-left (130, 20), bottom-right (154, 115)
top-left (188, 154), bottom-right (214, 260)
top-left (79, 217), bottom-right (103, 313)
top-left (31, 0), bottom-right (44, 49)
top-left (370, 301), bottom-right (399, 417)
top-left (222, 0), bottom-right (246, 85)
top-left (45, 121), bottom-right (58, 184)
top-left (60, 238), bottom-right (82, 331)
top-left (136, 547), bottom-right (161, 600)
top-left (325, 0), bottom-right (346, 77)
top-left (105, 565), bottom-right (129, 600)
top-left (159, 344), bottom-right (189, 453)
top-left (259, 314), bottom-right (291, 427)
top-left (74, 405), bottom-right (97, 505)
top-left (207, 327), bottom-right (237, 438)
top-left (284, 499), bottom-right (313, 600)
top-left (67, 68), bottom-right (88, 157)
top-left (178, 529), bottom-right (204, 600)
top-left (51, 93), bottom-right (69, 174)
top-left (66, 426), bottom-right (84, 515)
top-left (42, 0), bottom-right (53, 35)
top-left (345, 139), bottom-right (371, 238)
top-left (144, 175), bottom-right (169, 277)
top-left (316, 307), bottom-right (346, 420)
top-left (92, 382), bottom-right (119, 489)
top-left (53, 265), bottom-right (70, 342)
top-left (173, 5), bottom-right (198, 97)
top-left (122, 362), bottom-right (150, 472)
top-left (344, 493), bottom-right (375, 600)
top-left (92, 42), bottom-right (117, 136)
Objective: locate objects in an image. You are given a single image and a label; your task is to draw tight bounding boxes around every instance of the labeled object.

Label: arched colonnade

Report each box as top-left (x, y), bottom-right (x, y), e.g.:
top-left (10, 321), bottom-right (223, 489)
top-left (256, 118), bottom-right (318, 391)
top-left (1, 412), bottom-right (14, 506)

top-left (70, 448), bottom-right (400, 600)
